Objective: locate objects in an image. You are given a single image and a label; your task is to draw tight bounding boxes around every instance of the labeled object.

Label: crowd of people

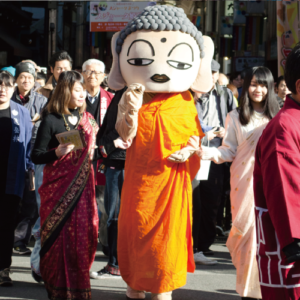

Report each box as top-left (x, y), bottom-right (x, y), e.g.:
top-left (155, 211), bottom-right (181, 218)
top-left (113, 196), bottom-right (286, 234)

top-left (0, 25), bottom-right (299, 300)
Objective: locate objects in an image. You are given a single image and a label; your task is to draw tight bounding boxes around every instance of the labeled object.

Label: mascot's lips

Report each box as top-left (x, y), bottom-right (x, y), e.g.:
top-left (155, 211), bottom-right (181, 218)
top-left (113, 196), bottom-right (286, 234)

top-left (151, 74), bottom-right (170, 83)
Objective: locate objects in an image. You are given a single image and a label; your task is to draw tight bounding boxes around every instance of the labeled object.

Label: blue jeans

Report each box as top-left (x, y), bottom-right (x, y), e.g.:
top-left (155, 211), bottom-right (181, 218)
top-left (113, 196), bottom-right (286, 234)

top-left (104, 167), bottom-right (124, 268)
top-left (30, 164), bottom-right (44, 276)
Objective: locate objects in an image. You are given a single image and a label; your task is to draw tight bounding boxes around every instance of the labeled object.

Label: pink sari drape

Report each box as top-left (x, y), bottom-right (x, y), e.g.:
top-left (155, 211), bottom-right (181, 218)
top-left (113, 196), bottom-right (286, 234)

top-left (227, 121), bottom-right (268, 299)
top-left (39, 112), bottom-right (99, 300)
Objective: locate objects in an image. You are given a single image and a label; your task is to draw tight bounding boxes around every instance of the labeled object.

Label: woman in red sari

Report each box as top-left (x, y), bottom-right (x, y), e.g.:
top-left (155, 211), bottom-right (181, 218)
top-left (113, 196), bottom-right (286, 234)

top-left (32, 71), bottom-right (99, 300)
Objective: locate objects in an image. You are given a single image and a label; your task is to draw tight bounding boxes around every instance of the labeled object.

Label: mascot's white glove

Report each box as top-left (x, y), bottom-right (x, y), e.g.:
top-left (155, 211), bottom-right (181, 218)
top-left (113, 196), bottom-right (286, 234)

top-left (167, 146), bottom-right (196, 163)
top-left (167, 136), bottom-right (200, 163)
top-left (116, 83), bottom-right (145, 141)
top-left (125, 83), bottom-right (144, 114)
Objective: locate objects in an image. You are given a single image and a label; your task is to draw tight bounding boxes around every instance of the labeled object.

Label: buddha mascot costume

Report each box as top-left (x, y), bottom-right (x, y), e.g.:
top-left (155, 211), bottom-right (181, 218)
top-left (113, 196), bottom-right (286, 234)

top-left (108, 5), bottom-right (214, 300)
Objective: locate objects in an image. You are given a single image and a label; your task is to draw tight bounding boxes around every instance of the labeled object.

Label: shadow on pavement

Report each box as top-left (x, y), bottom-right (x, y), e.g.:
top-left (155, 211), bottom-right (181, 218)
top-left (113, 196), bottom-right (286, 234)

top-left (0, 281), bottom-right (46, 300)
top-left (10, 266), bottom-right (32, 274)
top-left (217, 289), bottom-right (238, 294)
top-left (0, 282), bottom-right (239, 300)
top-left (173, 288), bottom-right (239, 300)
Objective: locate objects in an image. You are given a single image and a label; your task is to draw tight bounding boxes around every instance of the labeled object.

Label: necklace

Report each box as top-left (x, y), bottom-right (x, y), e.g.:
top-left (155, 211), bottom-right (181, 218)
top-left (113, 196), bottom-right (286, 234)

top-left (68, 115), bottom-right (78, 126)
top-left (62, 113), bottom-right (82, 131)
top-left (62, 113), bottom-right (84, 166)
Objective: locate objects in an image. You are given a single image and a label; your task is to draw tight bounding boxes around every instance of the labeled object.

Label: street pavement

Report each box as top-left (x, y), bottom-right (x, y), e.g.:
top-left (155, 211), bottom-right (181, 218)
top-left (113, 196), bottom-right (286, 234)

top-left (0, 240), bottom-right (239, 300)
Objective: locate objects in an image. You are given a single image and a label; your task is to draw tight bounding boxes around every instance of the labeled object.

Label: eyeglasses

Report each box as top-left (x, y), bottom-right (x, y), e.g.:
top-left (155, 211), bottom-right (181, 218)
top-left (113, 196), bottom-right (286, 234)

top-left (0, 85), bottom-right (13, 91)
top-left (83, 70), bottom-right (103, 77)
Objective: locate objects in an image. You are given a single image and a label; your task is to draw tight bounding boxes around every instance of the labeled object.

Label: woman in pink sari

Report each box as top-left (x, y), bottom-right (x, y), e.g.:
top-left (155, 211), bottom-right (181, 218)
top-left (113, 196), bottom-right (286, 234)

top-left (198, 67), bottom-right (279, 300)
top-left (32, 71), bottom-right (99, 300)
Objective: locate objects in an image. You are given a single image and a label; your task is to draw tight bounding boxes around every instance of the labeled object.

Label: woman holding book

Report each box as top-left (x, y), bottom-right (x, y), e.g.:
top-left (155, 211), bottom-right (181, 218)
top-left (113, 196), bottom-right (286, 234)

top-left (32, 71), bottom-right (99, 300)
top-left (197, 67), bottom-right (279, 300)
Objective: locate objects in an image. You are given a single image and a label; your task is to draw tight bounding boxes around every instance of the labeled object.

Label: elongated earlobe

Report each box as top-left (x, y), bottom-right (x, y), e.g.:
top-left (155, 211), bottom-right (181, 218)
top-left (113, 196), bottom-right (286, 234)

top-left (108, 32), bottom-right (127, 91)
top-left (191, 36), bottom-right (214, 93)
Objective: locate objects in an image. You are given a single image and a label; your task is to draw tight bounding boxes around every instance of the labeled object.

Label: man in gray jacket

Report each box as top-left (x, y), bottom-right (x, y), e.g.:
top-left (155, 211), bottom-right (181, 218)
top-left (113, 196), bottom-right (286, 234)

top-left (12, 62), bottom-right (47, 119)
top-left (11, 62), bottom-right (47, 255)
top-left (193, 59), bottom-right (236, 265)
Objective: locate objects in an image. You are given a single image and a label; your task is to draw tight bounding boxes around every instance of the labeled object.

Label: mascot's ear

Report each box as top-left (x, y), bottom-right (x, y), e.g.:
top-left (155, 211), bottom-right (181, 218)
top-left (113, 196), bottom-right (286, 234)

top-left (191, 36), bottom-right (214, 93)
top-left (108, 32), bottom-right (127, 91)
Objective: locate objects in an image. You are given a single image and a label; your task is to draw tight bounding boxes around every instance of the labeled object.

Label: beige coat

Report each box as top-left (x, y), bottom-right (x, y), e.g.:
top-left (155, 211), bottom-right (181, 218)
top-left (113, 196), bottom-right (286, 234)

top-left (36, 75), bottom-right (54, 99)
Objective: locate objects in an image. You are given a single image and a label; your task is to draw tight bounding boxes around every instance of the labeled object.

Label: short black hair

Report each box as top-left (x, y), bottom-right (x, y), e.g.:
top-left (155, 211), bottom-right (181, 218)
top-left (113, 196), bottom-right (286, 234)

top-left (37, 72), bottom-right (47, 82)
top-left (230, 72), bottom-right (241, 82)
top-left (285, 43), bottom-right (300, 94)
top-left (276, 75), bottom-right (285, 88)
top-left (49, 51), bottom-right (73, 69)
top-left (0, 70), bottom-right (15, 86)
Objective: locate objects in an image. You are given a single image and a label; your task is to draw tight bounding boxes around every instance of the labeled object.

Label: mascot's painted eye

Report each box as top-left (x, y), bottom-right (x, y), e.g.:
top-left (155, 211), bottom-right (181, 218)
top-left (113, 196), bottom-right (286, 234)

top-left (167, 60), bottom-right (192, 70)
top-left (127, 58), bottom-right (154, 66)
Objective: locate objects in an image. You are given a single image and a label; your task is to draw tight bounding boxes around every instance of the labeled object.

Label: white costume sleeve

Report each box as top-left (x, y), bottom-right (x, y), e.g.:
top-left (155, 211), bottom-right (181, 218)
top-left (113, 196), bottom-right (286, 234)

top-left (201, 112), bottom-right (238, 164)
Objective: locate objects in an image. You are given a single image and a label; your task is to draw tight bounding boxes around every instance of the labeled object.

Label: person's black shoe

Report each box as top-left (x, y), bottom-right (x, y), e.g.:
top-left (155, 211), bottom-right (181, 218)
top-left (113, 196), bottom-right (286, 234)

top-left (32, 270), bottom-right (44, 284)
top-left (0, 268), bottom-right (12, 287)
top-left (13, 245), bottom-right (31, 255)
top-left (203, 249), bottom-right (215, 256)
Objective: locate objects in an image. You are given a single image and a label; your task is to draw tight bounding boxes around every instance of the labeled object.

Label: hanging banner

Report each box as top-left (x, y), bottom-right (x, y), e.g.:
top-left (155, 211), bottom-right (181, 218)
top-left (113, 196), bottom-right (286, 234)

top-left (234, 56), bottom-right (265, 72)
top-left (233, 1), bottom-right (247, 25)
top-left (277, 1), bottom-right (299, 76)
top-left (221, 16), bottom-right (233, 36)
top-left (90, 1), bottom-right (156, 32)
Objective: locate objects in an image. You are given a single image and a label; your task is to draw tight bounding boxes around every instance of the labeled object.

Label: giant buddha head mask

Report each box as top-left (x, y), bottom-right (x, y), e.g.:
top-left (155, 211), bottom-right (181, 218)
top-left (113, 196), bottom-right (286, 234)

top-left (108, 5), bottom-right (214, 93)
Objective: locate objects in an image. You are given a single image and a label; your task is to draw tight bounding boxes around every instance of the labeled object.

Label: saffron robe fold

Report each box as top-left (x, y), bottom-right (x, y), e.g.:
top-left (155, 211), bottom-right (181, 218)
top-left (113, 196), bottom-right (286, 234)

top-left (118, 91), bottom-right (203, 293)
top-left (39, 112), bottom-right (99, 300)
top-left (254, 96), bottom-right (300, 300)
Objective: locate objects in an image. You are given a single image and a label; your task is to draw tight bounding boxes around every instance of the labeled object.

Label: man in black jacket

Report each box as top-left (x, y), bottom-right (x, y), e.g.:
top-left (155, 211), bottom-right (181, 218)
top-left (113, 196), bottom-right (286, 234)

top-left (193, 60), bottom-right (236, 265)
top-left (90, 87), bottom-right (131, 279)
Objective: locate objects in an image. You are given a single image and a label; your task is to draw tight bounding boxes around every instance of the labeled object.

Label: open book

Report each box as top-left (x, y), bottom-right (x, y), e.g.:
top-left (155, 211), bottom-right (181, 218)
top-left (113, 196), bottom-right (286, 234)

top-left (56, 129), bottom-right (86, 151)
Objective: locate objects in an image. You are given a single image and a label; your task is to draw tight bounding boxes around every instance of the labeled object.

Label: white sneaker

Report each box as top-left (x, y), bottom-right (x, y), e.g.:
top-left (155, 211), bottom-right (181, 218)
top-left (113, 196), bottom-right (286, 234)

top-left (89, 268), bottom-right (121, 279)
top-left (194, 251), bottom-right (218, 265)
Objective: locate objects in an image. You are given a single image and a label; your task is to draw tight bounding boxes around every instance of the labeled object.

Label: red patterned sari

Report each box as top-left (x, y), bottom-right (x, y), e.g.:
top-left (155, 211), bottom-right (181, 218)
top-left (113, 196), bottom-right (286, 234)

top-left (39, 112), bottom-right (99, 300)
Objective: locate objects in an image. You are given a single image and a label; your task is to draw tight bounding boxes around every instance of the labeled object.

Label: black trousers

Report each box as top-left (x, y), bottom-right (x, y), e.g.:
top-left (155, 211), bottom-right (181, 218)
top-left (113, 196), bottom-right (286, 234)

top-left (197, 162), bottom-right (225, 251)
top-left (192, 178), bottom-right (201, 252)
top-left (0, 193), bottom-right (20, 270)
top-left (104, 168), bottom-right (124, 268)
top-left (217, 163), bottom-right (231, 229)
top-left (14, 172), bottom-right (37, 247)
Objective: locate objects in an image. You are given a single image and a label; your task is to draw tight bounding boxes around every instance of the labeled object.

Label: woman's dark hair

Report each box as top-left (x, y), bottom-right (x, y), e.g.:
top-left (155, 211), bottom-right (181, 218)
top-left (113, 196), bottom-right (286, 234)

top-left (238, 67), bottom-right (279, 126)
top-left (47, 71), bottom-right (85, 115)
top-left (0, 70), bottom-right (15, 86)
top-left (49, 50), bottom-right (73, 69)
top-left (285, 43), bottom-right (300, 94)
top-left (275, 76), bottom-right (285, 88)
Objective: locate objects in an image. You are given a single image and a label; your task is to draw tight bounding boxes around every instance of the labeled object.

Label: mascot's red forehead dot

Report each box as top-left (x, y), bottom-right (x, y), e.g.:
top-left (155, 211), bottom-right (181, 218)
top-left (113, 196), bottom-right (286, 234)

top-left (161, 38), bottom-right (167, 43)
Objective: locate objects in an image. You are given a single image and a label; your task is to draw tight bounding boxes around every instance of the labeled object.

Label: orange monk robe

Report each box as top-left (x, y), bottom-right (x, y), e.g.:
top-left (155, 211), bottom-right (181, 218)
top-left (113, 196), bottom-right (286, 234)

top-left (118, 91), bottom-right (204, 293)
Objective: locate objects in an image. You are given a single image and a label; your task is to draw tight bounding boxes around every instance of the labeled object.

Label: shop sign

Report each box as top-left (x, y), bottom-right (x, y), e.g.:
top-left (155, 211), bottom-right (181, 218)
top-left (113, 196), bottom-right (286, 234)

top-left (234, 56), bottom-right (265, 72)
top-left (277, 1), bottom-right (299, 76)
top-left (221, 16), bottom-right (233, 36)
top-left (90, 1), bottom-right (156, 32)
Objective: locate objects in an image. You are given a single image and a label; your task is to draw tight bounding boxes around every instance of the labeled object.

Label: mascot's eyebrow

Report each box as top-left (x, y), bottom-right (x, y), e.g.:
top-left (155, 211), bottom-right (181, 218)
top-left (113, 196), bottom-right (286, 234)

top-left (127, 39), bottom-right (155, 56)
top-left (168, 43), bottom-right (194, 62)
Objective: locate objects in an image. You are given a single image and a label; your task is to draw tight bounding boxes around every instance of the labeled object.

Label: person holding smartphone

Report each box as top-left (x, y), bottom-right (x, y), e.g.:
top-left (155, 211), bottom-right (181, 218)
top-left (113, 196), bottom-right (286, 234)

top-left (192, 60), bottom-right (236, 265)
